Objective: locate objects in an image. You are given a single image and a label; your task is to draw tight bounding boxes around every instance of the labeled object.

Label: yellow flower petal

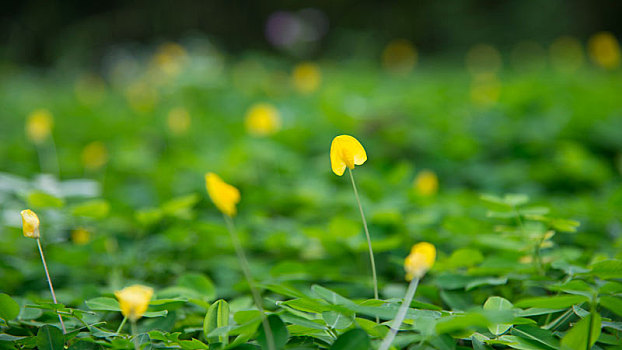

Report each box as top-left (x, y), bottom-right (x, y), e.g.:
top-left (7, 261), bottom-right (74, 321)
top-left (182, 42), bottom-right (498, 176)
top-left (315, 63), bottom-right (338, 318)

top-left (404, 242), bottom-right (436, 281)
top-left (292, 62), bottom-right (321, 94)
top-left (205, 173), bottom-right (241, 217)
top-left (114, 285), bottom-right (153, 322)
top-left (330, 135), bottom-right (367, 176)
top-left (20, 209), bottom-right (40, 239)
top-left (588, 31), bottom-right (621, 70)
top-left (245, 103), bottom-right (281, 136)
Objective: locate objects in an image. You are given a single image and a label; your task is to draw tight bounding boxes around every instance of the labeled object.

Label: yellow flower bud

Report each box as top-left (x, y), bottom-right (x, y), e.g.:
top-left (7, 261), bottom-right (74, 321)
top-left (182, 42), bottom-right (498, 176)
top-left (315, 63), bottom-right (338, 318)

top-left (245, 103), bottom-right (281, 136)
top-left (71, 228), bottom-right (90, 245)
top-left (114, 285), bottom-right (153, 322)
top-left (26, 109), bottom-right (53, 144)
top-left (330, 135), bottom-right (367, 176)
top-left (20, 209), bottom-right (41, 239)
top-left (205, 172), bottom-right (241, 217)
top-left (414, 170), bottom-right (439, 196)
top-left (588, 32), bottom-right (621, 70)
top-left (404, 242), bottom-right (436, 281)
top-left (292, 62), bottom-right (321, 94)
top-left (81, 141), bottom-right (109, 171)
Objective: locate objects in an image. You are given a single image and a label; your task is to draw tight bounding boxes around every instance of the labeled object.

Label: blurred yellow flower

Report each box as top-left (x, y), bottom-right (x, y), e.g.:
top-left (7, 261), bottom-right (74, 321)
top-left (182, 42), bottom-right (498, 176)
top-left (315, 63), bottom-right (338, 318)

top-left (292, 62), bottom-right (321, 94)
top-left (588, 32), bottom-right (621, 69)
top-left (404, 242), bottom-right (436, 281)
top-left (167, 107), bottom-right (191, 135)
top-left (82, 141), bottom-right (109, 171)
top-left (470, 73), bottom-right (501, 107)
top-left (71, 228), bottom-right (90, 245)
top-left (205, 172), bottom-right (241, 217)
top-left (414, 170), bottom-right (439, 196)
top-left (26, 109), bottom-right (53, 144)
top-left (20, 209), bottom-right (40, 239)
top-left (549, 36), bottom-right (584, 73)
top-left (466, 44), bottom-right (502, 77)
top-left (245, 103), bottom-right (281, 136)
top-left (382, 39), bottom-right (418, 75)
top-left (152, 42), bottom-right (188, 77)
top-left (114, 285), bottom-right (153, 322)
top-left (330, 135), bottom-right (367, 176)
top-left (125, 81), bottom-right (158, 113)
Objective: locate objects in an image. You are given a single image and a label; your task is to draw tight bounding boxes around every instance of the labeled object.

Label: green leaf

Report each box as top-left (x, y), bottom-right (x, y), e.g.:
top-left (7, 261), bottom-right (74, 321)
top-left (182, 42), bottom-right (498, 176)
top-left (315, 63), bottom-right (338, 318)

top-left (257, 314), bottom-right (289, 350)
top-left (71, 199), bottom-right (110, 218)
top-left (511, 325), bottom-right (559, 349)
top-left (600, 296), bottom-right (622, 318)
top-left (311, 285), bottom-right (357, 307)
top-left (322, 310), bottom-right (354, 330)
top-left (36, 325), bottom-right (64, 350)
top-left (27, 191), bottom-right (64, 208)
top-left (177, 273), bottom-right (216, 301)
top-left (515, 295), bottom-right (588, 309)
top-left (560, 313), bottom-right (601, 350)
top-left (483, 296), bottom-right (514, 335)
top-left (589, 259), bottom-right (622, 279)
top-left (204, 299), bottom-right (230, 344)
top-left (329, 328), bottom-right (370, 350)
top-left (85, 297), bottom-right (120, 311)
top-left (0, 294), bottom-right (20, 321)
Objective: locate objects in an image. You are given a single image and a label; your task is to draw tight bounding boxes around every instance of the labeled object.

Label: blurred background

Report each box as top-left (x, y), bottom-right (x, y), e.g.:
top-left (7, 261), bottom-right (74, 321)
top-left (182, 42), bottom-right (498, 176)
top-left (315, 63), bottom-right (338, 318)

top-left (0, 0), bottom-right (621, 300)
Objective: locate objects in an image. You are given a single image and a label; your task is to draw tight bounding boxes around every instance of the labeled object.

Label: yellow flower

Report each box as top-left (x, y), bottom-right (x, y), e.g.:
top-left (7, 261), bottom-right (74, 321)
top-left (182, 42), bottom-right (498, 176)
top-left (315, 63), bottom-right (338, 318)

top-left (167, 107), bottom-right (191, 135)
top-left (330, 135), bottom-right (367, 176)
top-left (292, 62), bottom-right (321, 94)
top-left (588, 32), bottom-right (621, 70)
top-left (82, 141), bottom-right (109, 171)
top-left (205, 173), bottom-right (241, 217)
top-left (26, 109), bottom-right (53, 144)
top-left (245, 103), bottom-right (281, 136)
top-left (382, 39), bottom-right (418, 75)
top-left (114, 285), bottom-right (154, 322)
top-left (71, 228), bottom-right (90, 245)
top-left (414, 170), bottom-right (439, 196)
top-left (20, 209), bottom-right (40, 239)
top-left (404, 242), bottom-right (436, 281)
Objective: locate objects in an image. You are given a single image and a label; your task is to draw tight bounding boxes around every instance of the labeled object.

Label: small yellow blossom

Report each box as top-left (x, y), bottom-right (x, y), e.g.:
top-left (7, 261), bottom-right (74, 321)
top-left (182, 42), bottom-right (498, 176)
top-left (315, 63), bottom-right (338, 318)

top-left (330, 135), bottom-right (367, 176)
top-left (292, 62), bottom-right (321, 94)
top-left (71, 228), bottom-right (90, 245)
top-left (82, 141), bottom-right (109, 171)
top-left (152, 42), bottom-right (188, 77)
top-left (244, 103), bottom-right (281, 136)
top-left (205, 173), bottom-right (241, 217)
top-left (167, 107), bottom-right (191, 135)
top-left (114, 285), bottom-right (154, 322)
top-left (26, 109), bottom-right (53, 144)
top-left (404, 242), bottom-right (436, 281)
top-left (20, 209), bottom-right (41, 239)
top-left (588, 32), bottom-right (621, 69)
top-left (414, 170), bottom-right (439, 196)
top-left (382, 39), bottom-right (418, 75)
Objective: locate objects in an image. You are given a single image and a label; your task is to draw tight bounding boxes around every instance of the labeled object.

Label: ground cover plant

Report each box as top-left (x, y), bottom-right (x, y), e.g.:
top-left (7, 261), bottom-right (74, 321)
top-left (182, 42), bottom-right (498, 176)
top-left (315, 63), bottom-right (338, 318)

top-left (0, 38), bottom-right (622, 350)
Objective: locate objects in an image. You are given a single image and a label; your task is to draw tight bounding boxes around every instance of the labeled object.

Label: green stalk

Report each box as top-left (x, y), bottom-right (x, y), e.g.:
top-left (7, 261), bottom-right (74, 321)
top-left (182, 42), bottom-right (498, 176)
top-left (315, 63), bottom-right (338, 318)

top-left (378, 278), bottom-right (420, 350)
top-left (347, 168), bottom-right (379, 304)
top-left (131, 320), bottom-right (139, 350)
top-left (223, 215), bottom-right (275, 350)
top-left (36, 238), bottom-right (66, 334)
top-left (116, 316), bottom-right (128, 334)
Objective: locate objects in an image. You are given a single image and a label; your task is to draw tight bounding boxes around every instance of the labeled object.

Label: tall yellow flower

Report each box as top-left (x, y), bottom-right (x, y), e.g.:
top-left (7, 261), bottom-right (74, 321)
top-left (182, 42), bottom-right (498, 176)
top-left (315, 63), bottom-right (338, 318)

top-left (205, 173), bottom-right (241, 217)
top-left (414, 170), bottom-right (439, 196)
top-left (20, 209), bottom-right (41, 239)
top-left (245, 103), bottom-right (281, 136)
top-left (114, 285), bottom-right (154, 322)
top-left (26, 109), bottom-right (53, 144)
top-left (330, 135), bottom-right (367, 176)
top-left (292, 62), bottom-right (321, 94)
top-left (588, 32), bottom-right (621, 69)
top-left (404, 242), bottom-right (436, 281)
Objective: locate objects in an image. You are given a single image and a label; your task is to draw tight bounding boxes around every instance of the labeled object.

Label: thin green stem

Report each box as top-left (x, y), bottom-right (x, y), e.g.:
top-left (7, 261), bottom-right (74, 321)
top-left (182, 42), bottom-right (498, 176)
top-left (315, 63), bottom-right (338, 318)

top-left (378, 278), bottom-right (420, 350)
top-left (131, 320), bottom-right (139, 350)
top-left (347, 169), bottom-right (379, 302)
top-left (223, 215), bottom-right (275, 350)
top-left (586, 294), bottom-right (597, 350)
top-left (116, 316), bottom-right (128, 334)
top-left (36, 238), bottom-right (66, 334)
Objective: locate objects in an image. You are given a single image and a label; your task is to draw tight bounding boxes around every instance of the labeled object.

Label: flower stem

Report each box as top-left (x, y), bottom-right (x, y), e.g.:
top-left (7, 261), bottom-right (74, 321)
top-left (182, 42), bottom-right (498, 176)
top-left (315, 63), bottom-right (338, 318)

top-left (36, 238), bottom-right (66, 334)
top-left (116, 316), bottom-right (128, 334)
top-left (378, 277), bottom-right (420, 350)
top-left (223, 215), bottom-right (275, 350)
top-left (131, 320), bottom-right (139, 350)
top-left (347, 168), bottom-right (379, 303)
